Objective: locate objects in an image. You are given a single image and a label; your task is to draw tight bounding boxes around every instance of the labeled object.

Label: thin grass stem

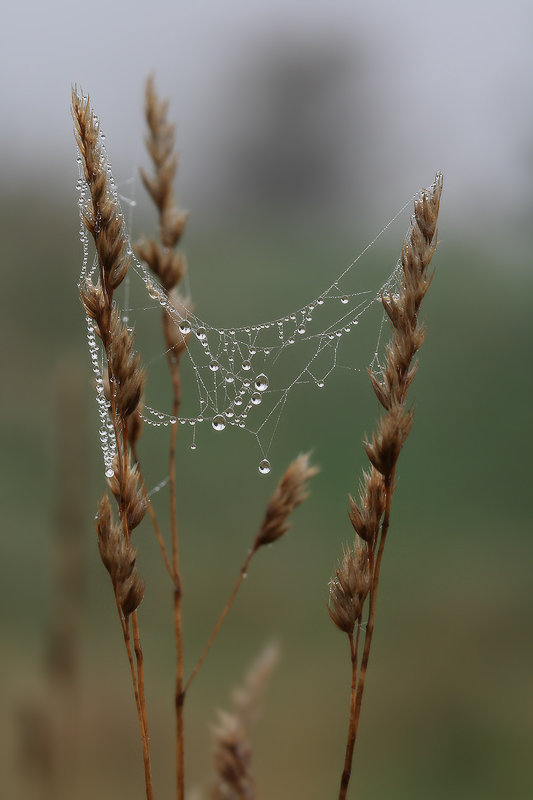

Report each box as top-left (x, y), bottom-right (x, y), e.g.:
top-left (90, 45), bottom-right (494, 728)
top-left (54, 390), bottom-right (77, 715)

top-left (185, 548), bottom-right (255, 695)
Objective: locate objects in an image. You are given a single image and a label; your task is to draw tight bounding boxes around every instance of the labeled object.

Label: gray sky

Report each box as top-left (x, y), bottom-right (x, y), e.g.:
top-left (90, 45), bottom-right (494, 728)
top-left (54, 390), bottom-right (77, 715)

top-left (2, 0), bottom-right (533, 237)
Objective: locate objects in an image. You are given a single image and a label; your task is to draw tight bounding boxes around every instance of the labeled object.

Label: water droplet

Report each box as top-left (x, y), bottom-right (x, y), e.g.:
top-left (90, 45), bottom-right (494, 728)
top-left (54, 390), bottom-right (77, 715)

top-left (341, 295), bottom-right (349, 304)
top-left (352, 319), bottom-right (359, 326)
top-left (264, 348), bottom-right (271, 356)
top-left (209, 361), bottom-right (219, 372)
top-left (242, 360), bottom-right (251, 371)
top-left (196, 327), bottom-right (207, 340)
top-left (179, 321), bottom-right (191, 334)
top-left (249, 348), bottom-right (256, 356)
top-left (105, 468), bottom-right (114, 478)
top-left (243, 379), bottom-right (251, 389)
top-left (234, 397), bottom-right (243, 406)
top-left (170, 417), bottom-right (177, 425)
top-left (190, 443), bottom-right (197, 451)
top-left (288, 338), bottom-right (295, 345)
top-left (225, 408), bottom-right (234, 418)
top-left (317, 380), bottom-right (325, 388)
top-left (297, 325), bottom-right (306, 334)
top-left (251, 392), bottom-right (262, 405)
top-left (225, 375), bottom-right (234, 384)
top-left (317, 297), bottom-right (324, 305)
top-left (212, 415), bottom-right (226, 431)
top-left (258, 459), bottom-right (271, 475)
top-left (254, 374), bottom-right (269, 392)
top-left (146, 281), bottom-right (159, 299)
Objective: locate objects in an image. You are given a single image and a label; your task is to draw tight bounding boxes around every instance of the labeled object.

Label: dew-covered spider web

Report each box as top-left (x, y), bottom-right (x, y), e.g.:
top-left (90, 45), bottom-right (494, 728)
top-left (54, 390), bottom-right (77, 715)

top-left (76, 133), bottom-right (430, 478)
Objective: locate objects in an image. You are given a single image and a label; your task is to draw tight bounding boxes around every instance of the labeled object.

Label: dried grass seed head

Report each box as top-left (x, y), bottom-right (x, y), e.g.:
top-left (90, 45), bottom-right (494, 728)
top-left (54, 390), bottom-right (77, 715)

top-left (211, 710), bottom-right (253, 800)
top-left (254, 452), bottom-right (319, 549)
top-left (136, 237), bottom-right (187, 291)
top-left (72, 91), bottom-right (130, 295)
top-left (108, 308), bottom-right (146, 418)
top-left (106, 455), bottom-right (147, 531)
top-left (95, 494), bottom-right (145, 616)
top-left (348, 467), bottom-right (386, 547)
top-left (328, 538), bottom-right (371, 634)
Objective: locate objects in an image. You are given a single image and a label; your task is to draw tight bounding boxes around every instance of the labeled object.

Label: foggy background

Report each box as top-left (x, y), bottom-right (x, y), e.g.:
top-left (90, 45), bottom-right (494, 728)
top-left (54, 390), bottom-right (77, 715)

top-left (1, 1), bottom-right (532, 798)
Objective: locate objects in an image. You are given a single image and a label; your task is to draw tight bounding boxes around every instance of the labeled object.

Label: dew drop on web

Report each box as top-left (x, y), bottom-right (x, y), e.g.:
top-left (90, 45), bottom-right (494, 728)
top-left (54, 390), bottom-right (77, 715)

top-left (212, 415), bottom-right (226, 431)
top-left (255, 374), bottom-right (268, 392)
top-left (258, 459), bottom-right (271, 475)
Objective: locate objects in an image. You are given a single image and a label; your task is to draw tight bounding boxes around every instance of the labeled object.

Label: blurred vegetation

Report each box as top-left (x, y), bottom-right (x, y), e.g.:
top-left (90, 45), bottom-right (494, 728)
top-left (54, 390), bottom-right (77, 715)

top-left (1, 183), bottom-right (532, 799)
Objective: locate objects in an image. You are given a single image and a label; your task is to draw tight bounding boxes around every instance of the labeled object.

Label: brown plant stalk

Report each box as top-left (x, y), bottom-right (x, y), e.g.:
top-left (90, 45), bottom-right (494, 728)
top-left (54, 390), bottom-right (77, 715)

top-left (328, 173), bottom-right (443, 799)
top-left (72, 88), bottom-right (154, 800)
top-left (135, 74), bottom-right (190, 800)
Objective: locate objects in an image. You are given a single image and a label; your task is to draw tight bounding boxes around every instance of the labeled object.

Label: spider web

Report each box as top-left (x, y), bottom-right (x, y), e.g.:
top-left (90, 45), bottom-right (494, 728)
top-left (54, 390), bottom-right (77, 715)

top-left (76, 135), bottom-right (421, 477)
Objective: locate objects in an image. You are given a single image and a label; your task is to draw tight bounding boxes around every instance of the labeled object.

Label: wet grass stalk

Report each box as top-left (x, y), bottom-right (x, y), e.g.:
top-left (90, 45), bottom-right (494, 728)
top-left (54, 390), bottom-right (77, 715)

top-left (328, 173), bottom-right (442, 799)
top-left (73, 89), bottom-right (153, 799)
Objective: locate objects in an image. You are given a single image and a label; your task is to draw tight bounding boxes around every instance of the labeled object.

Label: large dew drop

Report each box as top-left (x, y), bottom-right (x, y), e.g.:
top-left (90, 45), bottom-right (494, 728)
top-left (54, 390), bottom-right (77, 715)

top-left (196, 327), bottom-right (207, 340)
top-left (258, 459), bottom-right (271, 475)
top-left (179, 321), bottom-right (191, 335)
top-left (212, 415), bottom-right (226, 431)
top-left (254, 373), bottom-right (269, 392)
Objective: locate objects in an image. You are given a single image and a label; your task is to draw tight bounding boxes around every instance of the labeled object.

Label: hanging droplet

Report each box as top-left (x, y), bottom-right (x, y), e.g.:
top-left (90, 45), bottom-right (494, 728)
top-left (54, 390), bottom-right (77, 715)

top-left (317, 380), bottom-right (325, 388)
top-left (317, 297), bottom-right (324, 305)
top-left (254, 374), bottom-right (269, 392)
top-left (243, 379), bottom-right (251, 389)
top-left (209, 361), bottom-right (219, 372)
top-left (258, 459), bottom-right (271, 475)
top-left (190, 443), bottom-right (197, 451)
top-left (251, 392), bottom-right (262, 405)
top-left (242, 360), bottom-right (251, 371)
top-left (225, 408), bottom-right (234, 418)
top-left (105, 467), bottom-right (114, 479)
top-left (196, 327), bottom-right (207, 340)
top-left (212, 415), bottom-right (226, 431)
top-left (341, 295), bottom-right (349, 304)
top-left (297, 325), bottom-right (306, 334)
top-left (179, 321), bottom-right (191, 335)
top-left (225, 375), bottom-right (235, 384)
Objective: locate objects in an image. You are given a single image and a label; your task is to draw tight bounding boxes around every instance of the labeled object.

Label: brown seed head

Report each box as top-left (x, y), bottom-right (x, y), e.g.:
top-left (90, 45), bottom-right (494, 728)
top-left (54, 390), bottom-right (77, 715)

top-left (106, 455), bottom-right (147, 532)
top-left (95, 494), bottom-right (145, 616)
top-left (211, 643), bottom-right (278, 800)
top-left (363, 403), bottom-right (414, 479)
top-left (348, 467), bottom-right (386, 547)
top-left (328, 538), bottom-right (371, 635)
top-left (72, 90), bottom-right (131, 296)
top-left (254, 453), bottom-right (319, 550)
top-left (108, 308), bottom-right (145, 419)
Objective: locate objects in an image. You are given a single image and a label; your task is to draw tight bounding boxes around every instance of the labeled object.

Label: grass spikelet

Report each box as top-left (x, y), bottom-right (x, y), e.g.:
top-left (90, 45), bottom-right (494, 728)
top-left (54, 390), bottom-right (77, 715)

top-left (254, 453), bottom-right (319, 549)
top-left (211, 644), bottom-right (279, 800)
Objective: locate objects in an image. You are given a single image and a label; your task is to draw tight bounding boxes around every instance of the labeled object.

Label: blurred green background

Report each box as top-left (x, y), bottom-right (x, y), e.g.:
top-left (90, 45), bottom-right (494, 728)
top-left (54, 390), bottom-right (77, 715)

top-left (2, 2), bottom-right (533, 798)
